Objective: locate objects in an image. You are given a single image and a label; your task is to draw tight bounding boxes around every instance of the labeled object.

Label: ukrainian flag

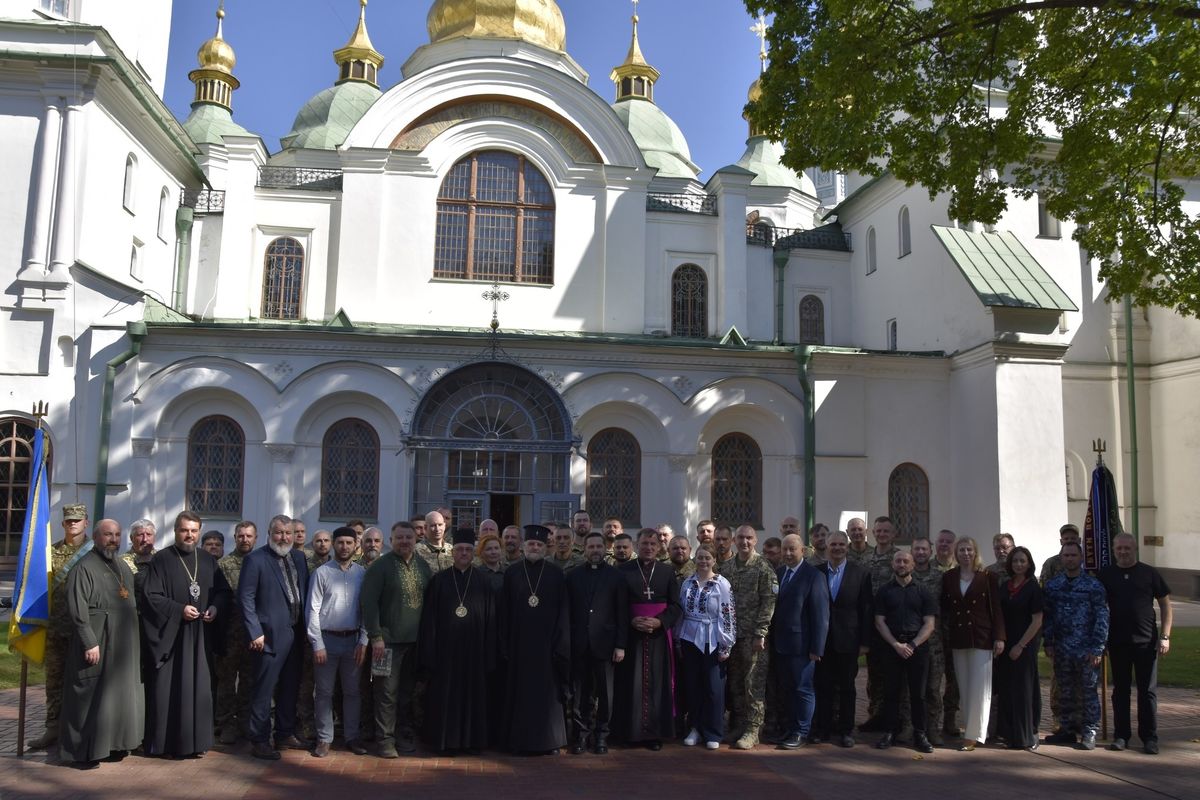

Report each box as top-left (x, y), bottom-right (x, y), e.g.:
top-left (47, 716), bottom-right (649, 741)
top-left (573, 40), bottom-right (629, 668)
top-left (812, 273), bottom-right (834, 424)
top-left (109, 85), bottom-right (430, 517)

top-left (8, 428), bottom-right (52, 663)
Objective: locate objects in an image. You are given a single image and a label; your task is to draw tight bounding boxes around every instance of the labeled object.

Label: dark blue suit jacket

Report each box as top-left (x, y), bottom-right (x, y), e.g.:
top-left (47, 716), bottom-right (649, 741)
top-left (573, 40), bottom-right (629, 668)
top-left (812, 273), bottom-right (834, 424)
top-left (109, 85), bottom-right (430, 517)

top-left (770, 561), bottom-right (831, 658)
top-left (238, 546), bottom-right (309, 655)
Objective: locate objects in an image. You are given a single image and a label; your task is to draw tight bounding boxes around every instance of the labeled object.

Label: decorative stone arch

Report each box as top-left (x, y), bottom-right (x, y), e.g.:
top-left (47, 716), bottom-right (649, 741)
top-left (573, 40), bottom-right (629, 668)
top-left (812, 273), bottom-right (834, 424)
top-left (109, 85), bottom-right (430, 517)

top-left (574, 400), bottom-right (669, 458)
top-left (562, 372), bottom-right (682, 446)
top-left (687, 377), bottom-right (805, 456)
top-left (133, 357), bottom-right (277, 442)
top-left (291, 389), bottom-right (405, 449)
top-left (283, 361), bottom-right (415, 442)
top-left (154, 387), bottom-right (268, 445)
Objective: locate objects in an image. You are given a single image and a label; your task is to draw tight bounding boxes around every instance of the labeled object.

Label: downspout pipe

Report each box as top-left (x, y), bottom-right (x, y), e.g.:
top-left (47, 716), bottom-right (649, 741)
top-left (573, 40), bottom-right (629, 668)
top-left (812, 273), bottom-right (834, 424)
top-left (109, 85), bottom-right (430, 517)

top-left (1123, 295), bottom-right (1139, 538)
top-left (172, 204), bottom-right (194, 310)
top-left (93, 320), bottom-right (147, 519)
top-left (773, 247), bottom-right (789, 345)
top-left (794, 345), bottom-right (816, 537)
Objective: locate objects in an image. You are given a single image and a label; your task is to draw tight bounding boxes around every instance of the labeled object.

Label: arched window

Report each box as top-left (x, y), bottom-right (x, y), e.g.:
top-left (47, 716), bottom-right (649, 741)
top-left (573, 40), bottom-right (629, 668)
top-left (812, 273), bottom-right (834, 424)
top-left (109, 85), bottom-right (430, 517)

top-left (586, 428), bottom-right (641, 526)
top-left (671, 264), bottom-right (708, 338)
top-left (798, 294), bottom-right (825, 345)
top-left (186, 416), bottom-right (244, 516)
top-left (888, 462), bottom-right (929, 543)
top-left (261, 236), bottom-right (305, 320)
top-left (158, 187), bottom-right (171, 241)
top-left (123, 154), bottom-right (137, 212)
top-left (711, 433), bottom-right (762, 528)
top-left (434, 150), bottom-right (555, 284)
top-left (866, 226), bottom-right (877, 274)
top-left (321, 419), bottom-right (380, 520)
top-left (0, 418), bottom-right (51, 558)
top-left (898, 206), bottom-right (911, 257)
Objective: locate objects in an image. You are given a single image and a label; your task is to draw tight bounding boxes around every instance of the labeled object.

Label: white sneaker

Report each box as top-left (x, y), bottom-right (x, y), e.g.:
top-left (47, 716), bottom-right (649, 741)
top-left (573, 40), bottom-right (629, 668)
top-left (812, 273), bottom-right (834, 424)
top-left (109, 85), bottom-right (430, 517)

top-left (683, 729), bottom-right (700, 747)
top-left (705, 741), bottom-right (720, 750)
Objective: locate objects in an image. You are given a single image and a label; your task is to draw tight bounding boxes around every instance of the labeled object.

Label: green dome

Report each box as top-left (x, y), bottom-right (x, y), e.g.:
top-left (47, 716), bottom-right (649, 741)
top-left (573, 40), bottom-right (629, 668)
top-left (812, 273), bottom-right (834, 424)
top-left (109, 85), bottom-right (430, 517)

top-left (281, 81), bottom-right (381, 150)
top-left (183, 103), bottom-right (252, 145)
top-left (611, 98), bottom-right (699, 179)
top-left (735, 136), bottom-right (815, 195)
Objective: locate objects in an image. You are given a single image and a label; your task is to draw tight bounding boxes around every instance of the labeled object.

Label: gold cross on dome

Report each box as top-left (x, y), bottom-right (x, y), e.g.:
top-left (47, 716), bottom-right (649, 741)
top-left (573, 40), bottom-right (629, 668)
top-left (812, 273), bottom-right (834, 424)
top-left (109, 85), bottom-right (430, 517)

top-left (751, 13), bottom-right (768, 72)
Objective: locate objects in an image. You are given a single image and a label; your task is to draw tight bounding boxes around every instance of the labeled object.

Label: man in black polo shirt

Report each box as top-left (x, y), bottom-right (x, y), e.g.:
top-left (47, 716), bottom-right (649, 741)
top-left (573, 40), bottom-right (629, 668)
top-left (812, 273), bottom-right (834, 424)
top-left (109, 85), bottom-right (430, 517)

top-left (1097, 533), bottom-right (1173, 754)
top-left (873, 550), bottom-right (936, 753)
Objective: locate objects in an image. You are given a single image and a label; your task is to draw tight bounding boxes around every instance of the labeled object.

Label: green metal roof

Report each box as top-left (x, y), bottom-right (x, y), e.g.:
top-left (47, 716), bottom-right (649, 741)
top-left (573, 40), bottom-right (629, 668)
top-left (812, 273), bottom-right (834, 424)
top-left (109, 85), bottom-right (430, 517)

top-left (931, 225), bottom-right (1077, 311)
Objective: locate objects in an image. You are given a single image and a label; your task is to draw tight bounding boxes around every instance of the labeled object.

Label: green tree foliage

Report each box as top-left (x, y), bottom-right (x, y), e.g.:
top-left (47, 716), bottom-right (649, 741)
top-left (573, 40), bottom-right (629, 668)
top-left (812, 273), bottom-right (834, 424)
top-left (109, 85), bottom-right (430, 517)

top-left (747, 1), bottom-right (1200, 314)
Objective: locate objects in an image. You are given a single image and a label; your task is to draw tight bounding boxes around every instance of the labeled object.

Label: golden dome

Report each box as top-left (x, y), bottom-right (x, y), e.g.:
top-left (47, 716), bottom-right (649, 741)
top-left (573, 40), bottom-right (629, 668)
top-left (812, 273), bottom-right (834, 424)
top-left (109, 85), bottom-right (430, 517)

top-left (747, 76), bottom-right (763, 104)
top-left (427, 0), bottom-right (566, 53)
top-left (196, 5), bottom-right (236, 75)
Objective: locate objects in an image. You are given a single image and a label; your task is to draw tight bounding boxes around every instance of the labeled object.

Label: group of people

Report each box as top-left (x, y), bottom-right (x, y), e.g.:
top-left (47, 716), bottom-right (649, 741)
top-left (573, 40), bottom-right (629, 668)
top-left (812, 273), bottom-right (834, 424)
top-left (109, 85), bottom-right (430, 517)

top-left (34, 504), bottom-right (1173, 770)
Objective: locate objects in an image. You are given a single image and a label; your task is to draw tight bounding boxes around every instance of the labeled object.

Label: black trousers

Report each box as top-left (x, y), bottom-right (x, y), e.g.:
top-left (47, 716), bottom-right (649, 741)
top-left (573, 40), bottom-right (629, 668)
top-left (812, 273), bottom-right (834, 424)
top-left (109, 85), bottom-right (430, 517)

top-left (814, 649), bottom-right (859, 736)
top-left (1109, 643), bottom-right (1159, 743)
top-left (680, 641), bottom-right (726, 744)
top-left (570, 655), bottom-right (615, 739)
top-left (882, 642), bottom-right (929, 735)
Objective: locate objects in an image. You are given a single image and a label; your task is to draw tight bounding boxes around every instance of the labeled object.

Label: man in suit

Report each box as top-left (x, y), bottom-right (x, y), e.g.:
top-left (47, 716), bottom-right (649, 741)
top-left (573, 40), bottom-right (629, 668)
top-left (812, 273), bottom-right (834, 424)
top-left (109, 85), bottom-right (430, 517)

top-left (771, 533), bottom-right (831, 749)
top-left (239, 514), bottom-right (310, 760)
top-left (565, 532), bottom-right (630, 754)
top-left (813, 531), bottom-right (872, 747)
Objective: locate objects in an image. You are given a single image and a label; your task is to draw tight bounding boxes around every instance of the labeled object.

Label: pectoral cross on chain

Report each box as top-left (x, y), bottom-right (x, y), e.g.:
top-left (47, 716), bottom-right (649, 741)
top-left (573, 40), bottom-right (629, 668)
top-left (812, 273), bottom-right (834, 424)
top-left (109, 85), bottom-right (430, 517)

top-left (643, 585), bottom-right (654, 600)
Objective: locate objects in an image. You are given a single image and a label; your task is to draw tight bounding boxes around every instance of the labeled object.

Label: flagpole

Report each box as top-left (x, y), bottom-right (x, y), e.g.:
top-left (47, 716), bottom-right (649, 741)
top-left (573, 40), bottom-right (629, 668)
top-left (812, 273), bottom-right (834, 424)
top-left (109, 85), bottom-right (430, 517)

top-left (16, 401), bottom-right (48, 758)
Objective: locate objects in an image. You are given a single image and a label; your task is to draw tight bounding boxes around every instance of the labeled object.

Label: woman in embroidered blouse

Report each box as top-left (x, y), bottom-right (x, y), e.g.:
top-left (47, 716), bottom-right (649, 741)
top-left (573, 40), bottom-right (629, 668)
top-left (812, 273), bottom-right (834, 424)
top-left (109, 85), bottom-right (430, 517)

top-left (940, 536), bottom-right (1006, 751)
top-left (676, 546), bottom-right (736, 750)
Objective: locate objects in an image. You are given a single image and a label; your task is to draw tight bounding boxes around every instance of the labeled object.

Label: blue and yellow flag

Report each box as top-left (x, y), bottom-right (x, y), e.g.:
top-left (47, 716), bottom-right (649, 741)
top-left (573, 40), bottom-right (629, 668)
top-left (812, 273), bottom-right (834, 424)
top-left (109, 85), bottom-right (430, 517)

top-left (8, 428), bottom-right (52, 663)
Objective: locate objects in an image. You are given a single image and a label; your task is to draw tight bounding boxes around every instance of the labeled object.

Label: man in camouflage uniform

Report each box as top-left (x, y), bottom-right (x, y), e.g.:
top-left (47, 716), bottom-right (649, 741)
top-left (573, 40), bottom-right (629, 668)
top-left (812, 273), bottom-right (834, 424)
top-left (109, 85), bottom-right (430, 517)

top-left (1040, 522), bottom-right (1082, 731)
top-left (654, 523), bottom-right (673, 562)
top-left (845, 517), bottom-right (871, 566)
top-left (28, 503), bottom-right (91, 751)
top-left (121, 518), bottom-right (157, 576)
top-left (862, 516), bottom-right (899, 730)
top-left (910, 536), bottom-right (947, 745)
top-left (416, 511), bottom-right (452, 573)
top-left (718, 525), bottom-right (778, 749)
top-left (806, 523), bottom-right (830, 567)
top-left (550, 525), bottom-right (585, 572)
top-left (933, 528), bottom-right (960, 735)
top-left (307, 529), bottom-right (332, 572)
top-left (668, 535), bottom-right (695, 580)
top-left (1043, 541), bottom-right (1108, 749)
top-left (501, 524), bottom-right (524, 568)
top-left (571, 510), bottom-right (592, 556)
top-left (713, 525), bottom-right (736, 570)
top-left (215, 521), bottom-right (257, 744)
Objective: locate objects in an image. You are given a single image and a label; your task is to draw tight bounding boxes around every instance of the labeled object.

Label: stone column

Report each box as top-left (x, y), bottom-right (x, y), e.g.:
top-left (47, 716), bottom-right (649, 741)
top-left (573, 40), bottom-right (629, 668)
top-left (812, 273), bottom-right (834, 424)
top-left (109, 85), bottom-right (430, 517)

top-left (18, 96), bottom-right (63, 281)
top-left (47, 99), bottom-right (83, 280)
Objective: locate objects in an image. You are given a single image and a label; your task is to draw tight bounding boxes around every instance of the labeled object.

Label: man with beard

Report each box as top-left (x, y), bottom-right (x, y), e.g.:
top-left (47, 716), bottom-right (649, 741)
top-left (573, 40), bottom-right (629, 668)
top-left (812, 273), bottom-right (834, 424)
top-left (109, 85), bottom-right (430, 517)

top-left (695, 519), bottom-right (716, 550)
top-left (713, 525), bottom-right (736, 569)
top-left (419, 527), bottom-right (496, 754)
top-left (668, 535), bottom-right (695, 580)
top-left (142, 511), bottom-right (230, 757)
top-left (499, 524), bottom-right (570, 754)
top-left (356, 527), bottom-right (384, 567)
top-left (613, 528), bottom-right (682, 750)
top-left (216, 521), bottom-right (257, 745)
top-left (501, 524), bottom-right (524, 568)
top-left (611, 533), bottom-right (635, 565)
top-left (565, 532), bottom-right (629, 755)
top-left (762, 537), bottom-right (783, 571)
top-left (240, 515), bottom-right (310, 759)
top-left (307, 527), bottom-right (368, 757)
top-left (655, 524), bottom-right (673, 562)
top-left (59, 519), bottom-right (143, 769)
top-left (571, 510), bottom-right (592, 555)
top-left (873, 551), bottom-right (936, 754)
top-left (602, 518), bottom-right (623, 557)
top-left (806, 524), bottom-right (830, 567)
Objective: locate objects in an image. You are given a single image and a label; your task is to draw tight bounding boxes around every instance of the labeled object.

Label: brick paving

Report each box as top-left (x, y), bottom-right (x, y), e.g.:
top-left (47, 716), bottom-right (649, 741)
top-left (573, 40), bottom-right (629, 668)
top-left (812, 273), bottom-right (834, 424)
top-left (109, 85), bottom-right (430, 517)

top-left (0, 679), bottom-right (1196, 800)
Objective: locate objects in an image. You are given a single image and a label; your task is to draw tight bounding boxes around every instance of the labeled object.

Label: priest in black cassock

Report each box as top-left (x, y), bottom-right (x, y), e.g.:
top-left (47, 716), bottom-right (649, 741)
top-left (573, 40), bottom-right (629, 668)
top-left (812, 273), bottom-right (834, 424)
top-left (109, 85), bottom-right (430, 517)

top-left (499, 524), bottom-right (570, 754)
top-left (613, 528), bottom-right (682, 750)
top-left (419, 527), bottom-right (496, 754)
top-left (59, 520), bottom-right (143, 768)
top-left (141, 510), bottom-right (230, 757)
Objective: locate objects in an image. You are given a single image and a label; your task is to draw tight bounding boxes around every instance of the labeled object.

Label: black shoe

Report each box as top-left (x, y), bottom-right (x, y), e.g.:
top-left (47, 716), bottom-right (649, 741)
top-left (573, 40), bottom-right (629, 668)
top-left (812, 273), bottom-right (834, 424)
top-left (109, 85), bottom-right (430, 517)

top-left (569, 740), bottom-right (586, 755)
top-left (1043, 731), bottom-right (1076, 745)
top-left (346, 739), bottom-right (368, 755)
top-left (593, 738), bottom-right (609, 755)
top-left (1143, 739), bottom-right (1159, 755)
top-left (807, 733), bottom-right (826, 745)
top-left (838, 735), bottom-right (855, 748)
top-left (1109, 737), bottom-right (1127, 751)
top-left (73, 760), bottom-right (100, 770)
top-left (276, 734), bottom-right (310, 751)
top-left (776, 734), bottom-right (805, 750)
top-left (1080, 732), bottom-right (1097, 751)
top-left (251, 742), bottom-right (281, 761)
top-left (646, 740), bottom-right (662, 751)
top-left (875, 733), bottom-right (894, 750)
top-left (914, 733), bottom-right (933, 754)
top-left (101, 750), bottom-right (128, 763)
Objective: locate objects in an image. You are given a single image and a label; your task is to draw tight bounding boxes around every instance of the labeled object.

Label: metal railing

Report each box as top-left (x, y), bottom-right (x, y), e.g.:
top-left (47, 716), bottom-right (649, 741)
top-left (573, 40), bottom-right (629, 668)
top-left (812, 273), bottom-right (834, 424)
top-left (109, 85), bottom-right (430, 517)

top-left (746, 222), bottom-right (852, 251)
top-left (180, 188), bottom-right (225, 214)
top-left (646, 192), bottom-right (718, 216)
top-left (256, 166), bottom-right (343, 191)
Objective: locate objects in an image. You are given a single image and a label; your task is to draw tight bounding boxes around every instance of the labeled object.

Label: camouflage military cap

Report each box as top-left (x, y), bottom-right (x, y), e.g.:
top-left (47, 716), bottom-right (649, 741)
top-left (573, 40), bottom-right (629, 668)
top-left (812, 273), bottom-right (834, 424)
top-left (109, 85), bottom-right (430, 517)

top-left (62, 504), bottom-right (88, 521)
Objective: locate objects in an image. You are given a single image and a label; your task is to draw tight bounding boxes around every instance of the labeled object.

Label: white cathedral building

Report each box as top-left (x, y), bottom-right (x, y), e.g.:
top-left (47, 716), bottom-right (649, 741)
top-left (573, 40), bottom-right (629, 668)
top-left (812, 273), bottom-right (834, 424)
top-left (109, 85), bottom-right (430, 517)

top-left (1, 0), bottom-right (1197, 595)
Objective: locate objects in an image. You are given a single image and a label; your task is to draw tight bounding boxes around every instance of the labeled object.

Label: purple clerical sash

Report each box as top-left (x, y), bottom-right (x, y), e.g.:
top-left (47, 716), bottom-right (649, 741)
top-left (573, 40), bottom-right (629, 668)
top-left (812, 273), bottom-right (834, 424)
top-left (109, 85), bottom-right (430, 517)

top-left (632, 600), bottom-right (676, 715)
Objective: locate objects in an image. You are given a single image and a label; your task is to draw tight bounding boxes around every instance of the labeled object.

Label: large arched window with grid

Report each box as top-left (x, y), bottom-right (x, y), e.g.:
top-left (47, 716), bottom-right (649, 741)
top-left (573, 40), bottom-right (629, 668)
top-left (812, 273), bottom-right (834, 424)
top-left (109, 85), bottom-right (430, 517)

top-left (671, 263), bottom-right (708, 338)
top-left (261, 237), bottom-right (305, 320)
top-left (799, 294), bottom-right (825, 345)
top-left (0, 418), bottom-right (51, 558)
top-left (186, 416), bottom-right (244, 516)
top-left (586, 428), bottom-right (641, 527)
top-left (434, 150), bottom-right (555, 284)
top-left (321, 418), bottom-right (380, 520)
top-left (888, 462), bottom-right (929, 543)
top-left (711, 432), bottom-right (762, 528)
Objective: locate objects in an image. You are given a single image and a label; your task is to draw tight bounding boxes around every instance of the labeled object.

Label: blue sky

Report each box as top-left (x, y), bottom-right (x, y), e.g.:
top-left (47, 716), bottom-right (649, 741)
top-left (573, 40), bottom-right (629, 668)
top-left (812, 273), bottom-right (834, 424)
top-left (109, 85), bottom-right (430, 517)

top-left (164, 1), bottom-right (768, 180)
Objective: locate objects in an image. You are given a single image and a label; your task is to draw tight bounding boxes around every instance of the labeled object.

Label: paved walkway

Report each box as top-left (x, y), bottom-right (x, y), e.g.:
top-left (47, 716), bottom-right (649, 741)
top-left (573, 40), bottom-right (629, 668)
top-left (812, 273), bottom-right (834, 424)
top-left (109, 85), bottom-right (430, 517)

top-left (1, 677), bottom-right (1195, 800)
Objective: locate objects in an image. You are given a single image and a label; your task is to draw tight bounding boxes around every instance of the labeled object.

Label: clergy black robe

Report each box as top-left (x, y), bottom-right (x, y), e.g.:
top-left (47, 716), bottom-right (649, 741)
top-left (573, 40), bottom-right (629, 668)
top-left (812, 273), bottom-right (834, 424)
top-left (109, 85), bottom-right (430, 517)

top-left (499, 558), bottom-right (570, 752)
top-left (141, 545), bottom-right (230, 756)
top-left (612, 559), bottom-right (682, 743)
top-left (419, 565), bottom-right (496, 751)
top-left (59, 550), bottom-right (144, 762)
